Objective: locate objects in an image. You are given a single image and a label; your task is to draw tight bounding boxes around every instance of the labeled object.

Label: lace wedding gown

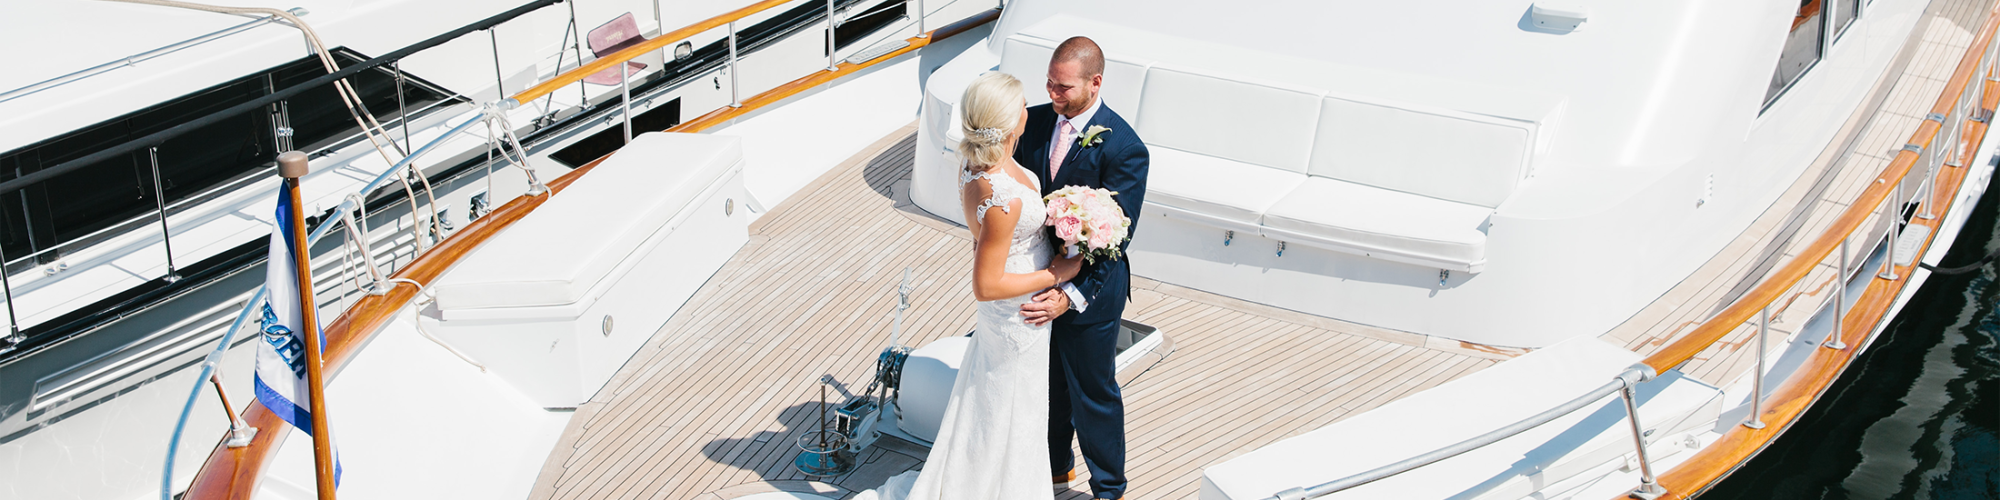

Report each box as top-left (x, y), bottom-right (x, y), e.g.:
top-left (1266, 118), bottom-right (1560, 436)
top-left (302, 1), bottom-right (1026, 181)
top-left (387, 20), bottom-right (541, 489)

top-left (853, 166), bottom-right (1054, 500)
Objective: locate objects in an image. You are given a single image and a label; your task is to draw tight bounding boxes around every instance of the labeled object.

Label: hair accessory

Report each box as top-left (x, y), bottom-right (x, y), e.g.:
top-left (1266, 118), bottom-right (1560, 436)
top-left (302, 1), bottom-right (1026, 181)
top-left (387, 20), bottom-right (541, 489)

top-left (970, 127), bottom-right (1006, 146)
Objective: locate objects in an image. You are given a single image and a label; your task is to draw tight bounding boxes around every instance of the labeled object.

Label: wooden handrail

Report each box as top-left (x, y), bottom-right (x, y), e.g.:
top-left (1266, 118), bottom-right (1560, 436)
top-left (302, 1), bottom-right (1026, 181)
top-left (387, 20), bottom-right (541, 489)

top-left (180, 9), bottom-right (1001, 499)
top-left (506, 0), bottom-right (794, 105)
top-left (1640, 3), bottom-right (1998, 373)
top-left (1625, 4), bottom-right (2000, 499)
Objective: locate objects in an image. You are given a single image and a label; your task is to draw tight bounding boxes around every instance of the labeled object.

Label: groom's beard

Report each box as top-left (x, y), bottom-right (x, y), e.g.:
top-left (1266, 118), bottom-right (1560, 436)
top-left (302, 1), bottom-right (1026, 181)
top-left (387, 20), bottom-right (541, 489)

top-left (1055, 92), bottom-right (1099, 118)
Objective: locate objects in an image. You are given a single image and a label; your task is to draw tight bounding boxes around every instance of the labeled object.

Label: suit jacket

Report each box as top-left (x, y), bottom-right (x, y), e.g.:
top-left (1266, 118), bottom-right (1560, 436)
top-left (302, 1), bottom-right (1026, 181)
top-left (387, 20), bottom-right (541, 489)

top-left (1015, 102), bottom-right (1150, 325)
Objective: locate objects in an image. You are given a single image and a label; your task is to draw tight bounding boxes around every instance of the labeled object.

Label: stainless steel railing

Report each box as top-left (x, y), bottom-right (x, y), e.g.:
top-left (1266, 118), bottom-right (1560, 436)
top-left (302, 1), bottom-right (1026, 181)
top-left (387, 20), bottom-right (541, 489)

top-left (1268, 367), bottom-right (1654, 500)
top-left (0, 9), bottom-right (304, 104)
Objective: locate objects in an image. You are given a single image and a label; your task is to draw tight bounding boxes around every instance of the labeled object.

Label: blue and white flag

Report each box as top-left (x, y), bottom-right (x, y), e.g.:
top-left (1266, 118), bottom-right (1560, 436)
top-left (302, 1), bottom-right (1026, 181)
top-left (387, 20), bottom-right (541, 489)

top-left (253, 187), bottom-right (341, 485)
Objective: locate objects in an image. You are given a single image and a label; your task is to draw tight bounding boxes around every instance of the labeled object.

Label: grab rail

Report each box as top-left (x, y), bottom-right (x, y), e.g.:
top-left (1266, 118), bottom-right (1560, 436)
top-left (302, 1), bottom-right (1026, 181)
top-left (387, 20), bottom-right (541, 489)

top-left (1265, 3), bottom-right (2000, 499)
top-left (1271, 368), bottom-right (1651, 499)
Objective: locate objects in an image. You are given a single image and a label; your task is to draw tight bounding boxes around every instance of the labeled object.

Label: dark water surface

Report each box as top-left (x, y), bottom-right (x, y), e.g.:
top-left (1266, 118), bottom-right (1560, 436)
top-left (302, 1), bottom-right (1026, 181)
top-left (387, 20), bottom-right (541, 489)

top-left (1705, 174), bottom-right (2000, 499)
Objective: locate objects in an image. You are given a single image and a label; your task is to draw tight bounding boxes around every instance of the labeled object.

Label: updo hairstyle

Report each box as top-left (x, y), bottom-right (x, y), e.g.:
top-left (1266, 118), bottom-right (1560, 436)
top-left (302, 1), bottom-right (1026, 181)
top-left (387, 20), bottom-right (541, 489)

top-left (958, 72), bottom-right (1024, 172)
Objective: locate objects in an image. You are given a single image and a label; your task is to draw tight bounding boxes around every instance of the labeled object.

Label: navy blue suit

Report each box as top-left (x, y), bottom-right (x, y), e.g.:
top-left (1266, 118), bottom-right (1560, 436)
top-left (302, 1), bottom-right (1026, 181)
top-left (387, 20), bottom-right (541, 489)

top-left (1016, 101), bottom-right (1148, 499)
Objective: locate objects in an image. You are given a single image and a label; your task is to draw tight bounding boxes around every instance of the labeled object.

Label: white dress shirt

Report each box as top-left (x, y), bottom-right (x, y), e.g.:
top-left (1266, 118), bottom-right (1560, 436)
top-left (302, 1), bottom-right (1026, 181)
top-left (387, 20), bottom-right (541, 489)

top-left (1048, 97), bottom-right (1103, 312)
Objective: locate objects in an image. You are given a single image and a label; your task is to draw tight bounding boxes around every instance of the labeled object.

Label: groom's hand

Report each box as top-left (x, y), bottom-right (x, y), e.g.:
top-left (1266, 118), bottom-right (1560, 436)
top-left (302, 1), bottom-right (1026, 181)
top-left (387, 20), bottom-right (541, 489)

top-left (1021, 288), bottom-right (1070, 326)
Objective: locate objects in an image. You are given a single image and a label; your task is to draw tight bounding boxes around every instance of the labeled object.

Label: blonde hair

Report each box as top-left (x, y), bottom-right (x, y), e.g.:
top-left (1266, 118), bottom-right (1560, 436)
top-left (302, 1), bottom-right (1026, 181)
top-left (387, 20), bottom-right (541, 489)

top-left (959, 72), bottom-right (1024, 171)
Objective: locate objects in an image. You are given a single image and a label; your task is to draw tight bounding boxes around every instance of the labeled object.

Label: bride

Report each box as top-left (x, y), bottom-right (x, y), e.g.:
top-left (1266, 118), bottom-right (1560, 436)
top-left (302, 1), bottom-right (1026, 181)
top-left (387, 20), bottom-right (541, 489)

top-left (853, 72), bottom-right (1082, 499)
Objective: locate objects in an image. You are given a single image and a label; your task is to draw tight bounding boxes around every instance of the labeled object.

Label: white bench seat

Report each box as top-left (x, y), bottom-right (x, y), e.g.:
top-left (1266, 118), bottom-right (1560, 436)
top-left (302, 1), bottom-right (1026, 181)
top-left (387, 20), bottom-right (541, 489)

top-left (1260, 178), bottom-right (1491, 272)
top-left (1147, 147), bottom-right (1307, 233)
top-left (437, 133), bottom-right (743, 310)
top-left (989, 20), bottom-right (1540, 274)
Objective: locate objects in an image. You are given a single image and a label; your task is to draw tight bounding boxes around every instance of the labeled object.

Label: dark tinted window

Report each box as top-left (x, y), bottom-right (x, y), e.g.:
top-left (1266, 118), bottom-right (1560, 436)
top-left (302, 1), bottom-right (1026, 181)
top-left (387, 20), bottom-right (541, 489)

top-left (0, 49), bottom-right (454, 265)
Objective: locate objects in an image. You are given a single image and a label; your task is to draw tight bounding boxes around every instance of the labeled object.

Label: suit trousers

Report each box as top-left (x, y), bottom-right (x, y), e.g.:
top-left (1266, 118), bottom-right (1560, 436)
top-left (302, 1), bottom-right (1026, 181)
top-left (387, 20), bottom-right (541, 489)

top-left (1049, 314), bottom-right (1126, 498)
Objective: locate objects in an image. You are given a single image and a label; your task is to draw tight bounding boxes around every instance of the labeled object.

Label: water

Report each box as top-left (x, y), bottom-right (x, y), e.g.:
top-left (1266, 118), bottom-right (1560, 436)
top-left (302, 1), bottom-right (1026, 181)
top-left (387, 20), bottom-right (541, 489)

top-left (1706, 175), bottom-right (2000, 499)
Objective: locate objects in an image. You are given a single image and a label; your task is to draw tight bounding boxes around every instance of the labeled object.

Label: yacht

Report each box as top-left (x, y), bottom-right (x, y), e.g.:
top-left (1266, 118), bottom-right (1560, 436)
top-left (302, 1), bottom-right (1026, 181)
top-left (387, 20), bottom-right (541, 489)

top-left (2, 0), bottom-right (1995, 498)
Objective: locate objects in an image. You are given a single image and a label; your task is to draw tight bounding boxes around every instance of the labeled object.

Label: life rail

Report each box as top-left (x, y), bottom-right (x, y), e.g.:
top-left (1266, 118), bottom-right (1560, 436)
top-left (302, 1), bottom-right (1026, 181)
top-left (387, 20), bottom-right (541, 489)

top-left (1268, 2), bottom-right (2000, 499)
top-left (177, 7), bottom-right (1001, 499)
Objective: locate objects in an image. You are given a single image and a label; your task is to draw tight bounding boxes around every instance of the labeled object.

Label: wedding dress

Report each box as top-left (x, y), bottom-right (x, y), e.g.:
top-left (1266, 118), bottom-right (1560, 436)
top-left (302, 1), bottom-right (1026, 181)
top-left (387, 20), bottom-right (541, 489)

top-left (853, 165), bottom-right (1054, 500)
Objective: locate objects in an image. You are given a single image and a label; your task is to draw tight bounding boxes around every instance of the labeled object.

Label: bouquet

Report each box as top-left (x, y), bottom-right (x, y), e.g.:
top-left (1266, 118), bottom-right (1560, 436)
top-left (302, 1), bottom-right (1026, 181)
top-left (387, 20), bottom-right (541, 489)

top-left (1044, 186), bottom-right (1131, 265)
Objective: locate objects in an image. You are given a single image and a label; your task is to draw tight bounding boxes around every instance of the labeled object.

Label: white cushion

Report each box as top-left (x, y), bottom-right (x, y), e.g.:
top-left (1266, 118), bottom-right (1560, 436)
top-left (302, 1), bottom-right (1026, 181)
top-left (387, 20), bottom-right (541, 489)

top-left (1147, 147), bottom-right (1306, 231)
top-left (1309, 96), bottom-right (1531, 207)
top-left (1137, 67), bottom-right (1322, 174)
top-left (1260, 177), bottom-right (1491, 271)
top-left (436, 133), bottom-right (743, 310)
top-left (998, 35), bottom-right (1150, 121)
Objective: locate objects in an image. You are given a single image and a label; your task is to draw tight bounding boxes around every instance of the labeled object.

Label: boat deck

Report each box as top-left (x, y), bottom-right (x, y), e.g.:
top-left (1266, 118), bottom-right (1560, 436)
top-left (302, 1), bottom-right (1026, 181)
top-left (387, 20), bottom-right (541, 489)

top-left (524, 128), bottom-right (1507, 500)
top-left (1603, 0), bottom-right (1995, 386)
top-left (522, 2), bottom-right (1998, 498)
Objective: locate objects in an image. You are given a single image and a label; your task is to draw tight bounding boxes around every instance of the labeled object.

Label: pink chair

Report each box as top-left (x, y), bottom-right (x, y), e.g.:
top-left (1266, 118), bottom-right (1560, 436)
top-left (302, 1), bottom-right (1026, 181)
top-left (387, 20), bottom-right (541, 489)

top-left (583, 13), bottom-right (649, 86)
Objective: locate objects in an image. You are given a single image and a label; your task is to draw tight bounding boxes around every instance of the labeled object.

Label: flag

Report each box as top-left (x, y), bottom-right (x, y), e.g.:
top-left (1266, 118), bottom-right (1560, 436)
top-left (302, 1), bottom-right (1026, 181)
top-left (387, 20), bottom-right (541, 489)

top-left (253, 186), bottom-right (341, 485)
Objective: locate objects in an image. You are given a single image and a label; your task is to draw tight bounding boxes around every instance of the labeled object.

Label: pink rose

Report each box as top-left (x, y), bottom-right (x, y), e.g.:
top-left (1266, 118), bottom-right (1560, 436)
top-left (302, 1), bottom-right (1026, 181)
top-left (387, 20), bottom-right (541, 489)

top-left (1088, 222), bottom-right (1114, 249)
top-left (1045, 197), bottom-right (1073, 220)
top-left (1054, 215), bottom-right (1083, 242)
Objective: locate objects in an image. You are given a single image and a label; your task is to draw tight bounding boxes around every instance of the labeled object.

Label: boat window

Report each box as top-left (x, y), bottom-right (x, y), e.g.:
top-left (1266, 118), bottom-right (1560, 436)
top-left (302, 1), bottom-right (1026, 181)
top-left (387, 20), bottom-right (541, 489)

top-left (833, 0), bottom-right (907, 51)
top-left (1832, 0), bottom-right (1858, 41)
top-left (0, 49), bottom-right (457, 268)
top-left (1765, 0), bottom-right (1827, 108)
top-left (550, 98), bottom-right (682, 168)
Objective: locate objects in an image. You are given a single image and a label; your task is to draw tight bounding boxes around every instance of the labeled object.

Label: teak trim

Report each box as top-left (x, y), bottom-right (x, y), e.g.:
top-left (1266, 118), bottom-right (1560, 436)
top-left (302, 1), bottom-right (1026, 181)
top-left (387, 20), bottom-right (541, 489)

top-left (180, 9), bottom-right (1001, 499)
top-left (505, 0), bottom-right (793, 105)
top-left (1628, 4), bottom-right (2000, 499)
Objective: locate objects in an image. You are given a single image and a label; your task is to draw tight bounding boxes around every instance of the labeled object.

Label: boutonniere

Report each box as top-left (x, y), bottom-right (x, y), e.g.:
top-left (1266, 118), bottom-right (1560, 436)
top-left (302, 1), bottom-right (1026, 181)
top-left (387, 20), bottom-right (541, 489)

top-left (1078, 125), bottom-right (1113, 148)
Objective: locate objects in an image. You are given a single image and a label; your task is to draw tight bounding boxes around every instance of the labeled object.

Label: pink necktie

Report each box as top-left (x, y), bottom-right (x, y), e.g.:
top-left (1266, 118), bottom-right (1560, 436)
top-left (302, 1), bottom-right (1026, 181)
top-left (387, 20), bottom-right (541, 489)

top-left (1050, 121), bottom-right (1074, 182)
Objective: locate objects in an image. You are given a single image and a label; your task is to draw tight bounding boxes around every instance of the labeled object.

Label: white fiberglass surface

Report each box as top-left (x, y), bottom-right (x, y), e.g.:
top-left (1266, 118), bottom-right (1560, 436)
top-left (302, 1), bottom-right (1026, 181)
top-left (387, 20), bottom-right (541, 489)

top-left (708, 56), bottom-right (924, 215)
top-left (260, 309), bottom-right (569, 500)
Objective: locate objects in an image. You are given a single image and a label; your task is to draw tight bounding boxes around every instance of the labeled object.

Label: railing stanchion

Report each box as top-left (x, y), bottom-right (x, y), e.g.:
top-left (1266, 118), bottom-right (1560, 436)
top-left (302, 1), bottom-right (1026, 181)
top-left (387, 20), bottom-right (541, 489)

top-left (1827, 240), bottom-right (1849, 349)
top-left (394, 61), bottom-right (411, 147)
top-left (210, 373), bottom-right (258, 447)
top-left (1744, 306), bottom-right (1768, 429)
top-left (1, 246), bottom-right (18, 345)
top-left (1622, 375), bottom-right (1666, 500)
top-left (148, 147), bottom-right (179, 283)
top-left (1879, 178), bottom-right (1902, 280)
top-left (621, 62), bottom-right (633, 144)
top-left (826, 0), bottom-right (840, 72)
top-left (914, 0), bottom-right (927, 37)
top-left (728, 22), bottom-right (742, 108)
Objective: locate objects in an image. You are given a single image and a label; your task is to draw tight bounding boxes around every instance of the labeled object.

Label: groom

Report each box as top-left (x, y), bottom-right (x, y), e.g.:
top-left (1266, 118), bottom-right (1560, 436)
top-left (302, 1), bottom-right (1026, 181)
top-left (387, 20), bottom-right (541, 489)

top-left (1017, 36), bottom-right (1149, 500)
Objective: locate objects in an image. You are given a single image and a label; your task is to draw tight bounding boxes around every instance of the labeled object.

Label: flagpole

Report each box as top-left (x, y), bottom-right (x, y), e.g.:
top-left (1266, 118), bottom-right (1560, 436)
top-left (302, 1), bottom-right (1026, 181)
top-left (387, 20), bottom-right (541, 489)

top-left (278, 151), bottom-right (337, 500)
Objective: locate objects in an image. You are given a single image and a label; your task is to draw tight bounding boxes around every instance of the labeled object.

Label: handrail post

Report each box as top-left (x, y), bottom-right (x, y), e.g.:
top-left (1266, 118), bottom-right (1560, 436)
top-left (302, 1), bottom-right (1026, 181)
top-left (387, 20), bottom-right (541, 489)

top-left (1826, 240), bottom-right (1849, 349)
top-left (1621, 375), bottom-right (1666, 500)
top-left (210, 373), bottom-right (258, 447)
top-left (1922, 110), bottom-right (1951, 220)
top-left (394, 61), bottom-right (410, 147)
top-left (621, 62), bottom-right (633, 144)
top-left (914, 0), bottom-right (927, 38)
top-left (1743, 305), bottom-right (1768, 429)
top-left (1, 247), bottom-right (19, 345)
top-left (728, 22), bottom-right (742, 108)
top-left (148, 147), bottom-right (180, 283)
top-left (826, 0), bottom-right (840, 72)
top-left (1879, 177), bottom-right (1901, 280)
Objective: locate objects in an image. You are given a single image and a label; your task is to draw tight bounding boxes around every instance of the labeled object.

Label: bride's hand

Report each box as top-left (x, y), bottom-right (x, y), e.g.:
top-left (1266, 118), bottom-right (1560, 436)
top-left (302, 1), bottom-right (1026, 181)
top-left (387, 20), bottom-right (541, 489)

top-left (1050, 253), bottom-right (1083, 284)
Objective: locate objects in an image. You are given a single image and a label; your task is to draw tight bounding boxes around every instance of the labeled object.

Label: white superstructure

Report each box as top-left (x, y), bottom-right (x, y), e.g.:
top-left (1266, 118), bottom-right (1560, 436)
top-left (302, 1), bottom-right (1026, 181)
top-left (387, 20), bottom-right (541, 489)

top-left (916, 0), bottom-right (1926, 347)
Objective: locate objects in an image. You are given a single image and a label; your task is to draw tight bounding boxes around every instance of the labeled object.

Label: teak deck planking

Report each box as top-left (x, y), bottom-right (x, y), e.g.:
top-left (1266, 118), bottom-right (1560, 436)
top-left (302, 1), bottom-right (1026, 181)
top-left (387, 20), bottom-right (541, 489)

top-left (528, 129), bottom-right (1500, 500)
